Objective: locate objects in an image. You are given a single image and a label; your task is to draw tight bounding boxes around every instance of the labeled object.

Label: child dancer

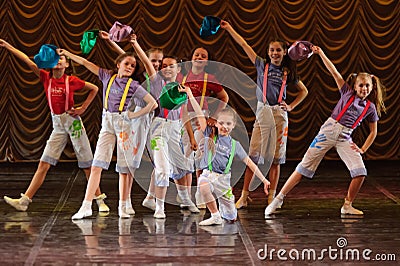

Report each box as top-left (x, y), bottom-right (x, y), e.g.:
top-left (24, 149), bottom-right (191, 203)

top-left (62, 34), bottom-right (157, 219)
top-left (99, 30), bottom-right (163, 214)
top-left (198, 108), bottom-right (270, 226)
top-left (265, 45), bottom-right (386, 216)
top-left (149, 55), bottom-right (204, 218)
top-left (0, 39), bottom-right (109, 212)
top-left (177, 46), bottom-right (229, 209)
top-left (220, 20), bottom-right (309, 208)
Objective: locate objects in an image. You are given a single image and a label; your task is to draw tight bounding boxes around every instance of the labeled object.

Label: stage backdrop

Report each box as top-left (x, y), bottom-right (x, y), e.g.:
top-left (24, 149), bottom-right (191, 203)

top-left (0, 0), bottom-right (398, 162)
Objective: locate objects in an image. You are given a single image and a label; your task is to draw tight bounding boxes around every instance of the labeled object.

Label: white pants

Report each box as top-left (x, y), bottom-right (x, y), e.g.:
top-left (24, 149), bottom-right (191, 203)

top-left (296, 117), bottom-right (367, 178)
top-left (198, 169), bottom-right (237, 221)
top-left (41, 113), bottom-right (92, 168)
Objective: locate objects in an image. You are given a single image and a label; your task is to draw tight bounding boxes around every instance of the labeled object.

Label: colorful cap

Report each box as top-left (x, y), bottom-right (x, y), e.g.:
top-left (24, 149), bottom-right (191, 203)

top-left (199, 16), bottom-right (221, 39)
top-left (33, 44), bottom-right (60, 69)
top-left (159, 82), bottom-right (188, 110)
top-left (109, 21), bottom-right (133, 42)
top-left (288, 40), bottom-right (314, 61)
top-left (80, 29), bottom-right (99, 55)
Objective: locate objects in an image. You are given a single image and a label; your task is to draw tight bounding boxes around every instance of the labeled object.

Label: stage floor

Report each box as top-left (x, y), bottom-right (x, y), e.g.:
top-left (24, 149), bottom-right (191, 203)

top-left (0, 160), bottom-right (399, 265)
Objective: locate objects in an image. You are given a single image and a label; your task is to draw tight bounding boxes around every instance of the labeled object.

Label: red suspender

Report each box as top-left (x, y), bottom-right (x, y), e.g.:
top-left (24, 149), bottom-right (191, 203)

top-left (336, 95), bottom-right (371, 128)
top-left (262, 64), bottom-right (269, 103)
top-left (352, 101), bottom-right (370, 128)
top-left (262, 63), bottom-right (287, 104)
top-left (47, 76), bottom-right (69, 114)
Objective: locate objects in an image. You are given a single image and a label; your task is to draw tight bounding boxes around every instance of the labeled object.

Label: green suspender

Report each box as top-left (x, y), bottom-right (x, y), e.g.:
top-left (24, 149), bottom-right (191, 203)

top-left (208, 136), bottom-right (236, 174)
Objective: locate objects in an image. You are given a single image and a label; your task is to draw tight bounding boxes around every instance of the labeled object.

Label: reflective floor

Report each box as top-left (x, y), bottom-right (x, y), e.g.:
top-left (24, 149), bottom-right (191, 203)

top-left (0, 160), bottom-right (399, 265)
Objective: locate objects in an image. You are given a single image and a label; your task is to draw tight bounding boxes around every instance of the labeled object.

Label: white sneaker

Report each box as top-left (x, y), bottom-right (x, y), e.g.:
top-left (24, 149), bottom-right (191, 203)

top-left (125, 206), bottom-right (135, 215)
top-left (199, 215), bottom-right (223, 226)
top-left (119, 207), bottom-right (130, 219)
top-left (180, 202), bottom-right (200, 213)
top-left (264, 196), bottom-right (283, 217)
top-left (142, 198), bottom-right (156, 211)
top-left (176, 194), bottom-right (182, 204)
top-left (341, 200), bottom-right (363, 215)
top-left (72, 207), bottom-right (92, 220)
top-left (4, 194), bottom-right (31, 211)
top-left (95, 193), bottom-right (110, 212)
top-left (153, 209), bottom-right (166, 219)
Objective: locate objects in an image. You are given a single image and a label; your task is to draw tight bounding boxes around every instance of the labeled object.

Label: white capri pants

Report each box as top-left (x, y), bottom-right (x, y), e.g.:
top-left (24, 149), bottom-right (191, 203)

top-left (198, 169), bottom-right (237, 221)
top-left (41, 113), bottom-right (92, 168)
top-left (296, 117), bottom-right (367, 178)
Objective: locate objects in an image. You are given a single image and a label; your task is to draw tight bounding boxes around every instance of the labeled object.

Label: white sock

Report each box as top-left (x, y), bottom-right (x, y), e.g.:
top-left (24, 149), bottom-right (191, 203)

top-left (177, 189), bottom-right (190, 202)
top-left (126, 196), bottom-right (132, 208)
top-left (155, 198), bottom-right (164, 212)
top-left (82, 200), bottom-right (92, 210)
top-left (211, 211), bottom-right (221, 218)
top-left (119, 200), bottom-right (127, 209)
top-left (276, 192), bottom-right (285, 200)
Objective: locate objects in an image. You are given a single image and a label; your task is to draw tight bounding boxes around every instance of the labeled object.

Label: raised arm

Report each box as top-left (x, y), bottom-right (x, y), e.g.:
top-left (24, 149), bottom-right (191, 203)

top-left (0, 39), bottom-right (40, 77)
top-left (99, 30), bottom-right (125, 55)
top-left (220, 20), bottom-right (257, 65)
top-left (129, 34), bottom-right (156, 79)
top-left (57, 49), bottom-right (100, 76)
top-left (312, 46), bottom-right (345, 89)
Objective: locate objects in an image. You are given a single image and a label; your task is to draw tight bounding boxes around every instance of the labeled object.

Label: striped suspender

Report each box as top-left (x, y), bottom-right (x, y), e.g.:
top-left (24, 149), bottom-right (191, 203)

top-left (336, 95), bottom-right (371, 129)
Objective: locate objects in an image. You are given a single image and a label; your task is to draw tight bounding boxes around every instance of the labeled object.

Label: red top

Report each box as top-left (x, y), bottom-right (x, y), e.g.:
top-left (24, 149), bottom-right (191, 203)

top-left (40, 70), bottom-right (86, 114)
top-left (176, 70), bottom-right (223, 111)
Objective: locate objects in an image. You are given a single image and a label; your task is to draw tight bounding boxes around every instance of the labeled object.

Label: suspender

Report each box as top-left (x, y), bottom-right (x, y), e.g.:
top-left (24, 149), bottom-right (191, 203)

top-left (336, 95), bottom-right (371, 129)
top-left (182, 72), bottom-right (208, 109)
top-left (47, 75), bottom-right (69, 114)
top-left (262, 63), bottom-right (287, 104)
top-left (144, 72), bottom-right (151, 92)
top-left (208, 136), bottom-right (236, 174)
top-left (104, 74), bottom-right (132, 113)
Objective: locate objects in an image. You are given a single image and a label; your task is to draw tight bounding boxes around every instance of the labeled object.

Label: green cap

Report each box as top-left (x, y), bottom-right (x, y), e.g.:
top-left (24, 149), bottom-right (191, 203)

top-left (159, 82), bottom-right (188, 110)
top-left (80, 29), bottom-right (99, 55)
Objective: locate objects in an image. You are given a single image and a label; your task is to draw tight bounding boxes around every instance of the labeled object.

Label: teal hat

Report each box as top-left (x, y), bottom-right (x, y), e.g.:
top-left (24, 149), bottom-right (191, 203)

top-left (159, 82), bottom-right (188, 110)
top-left (33, 44), bottom-right (60, 69)
top-left (80, 29), bottom-right (99, 55)
top-left (199, 16), bottom-right (221, 39)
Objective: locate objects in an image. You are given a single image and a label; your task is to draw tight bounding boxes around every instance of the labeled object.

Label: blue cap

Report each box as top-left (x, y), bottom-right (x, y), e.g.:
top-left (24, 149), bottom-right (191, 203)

top-left (199, 16), bottom-right (221, 39)
top-left (33, 44), bottom-right (60, 69)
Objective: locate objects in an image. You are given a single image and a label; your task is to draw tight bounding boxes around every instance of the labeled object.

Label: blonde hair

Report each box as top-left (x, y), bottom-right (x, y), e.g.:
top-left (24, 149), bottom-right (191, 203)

top-left (346, 72), bottom-right (387, 116)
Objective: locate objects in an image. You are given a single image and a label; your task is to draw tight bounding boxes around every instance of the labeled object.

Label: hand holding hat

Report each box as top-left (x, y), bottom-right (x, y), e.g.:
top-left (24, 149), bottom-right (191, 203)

top-left (34, 44), bottom-right (60, 69)
top-left (159, 82), bottom-right (188, 110)
top-left (288, 40), bottom-right (314, 61)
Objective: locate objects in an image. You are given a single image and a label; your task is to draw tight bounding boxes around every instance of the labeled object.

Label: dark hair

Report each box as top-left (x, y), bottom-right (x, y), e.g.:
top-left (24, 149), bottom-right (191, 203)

top-left (266, 40), bottom-right (298, 82)
top-left (113, 52), bottom-right (141, 80)
top-left (184, 46), bottom-right (217, 74)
